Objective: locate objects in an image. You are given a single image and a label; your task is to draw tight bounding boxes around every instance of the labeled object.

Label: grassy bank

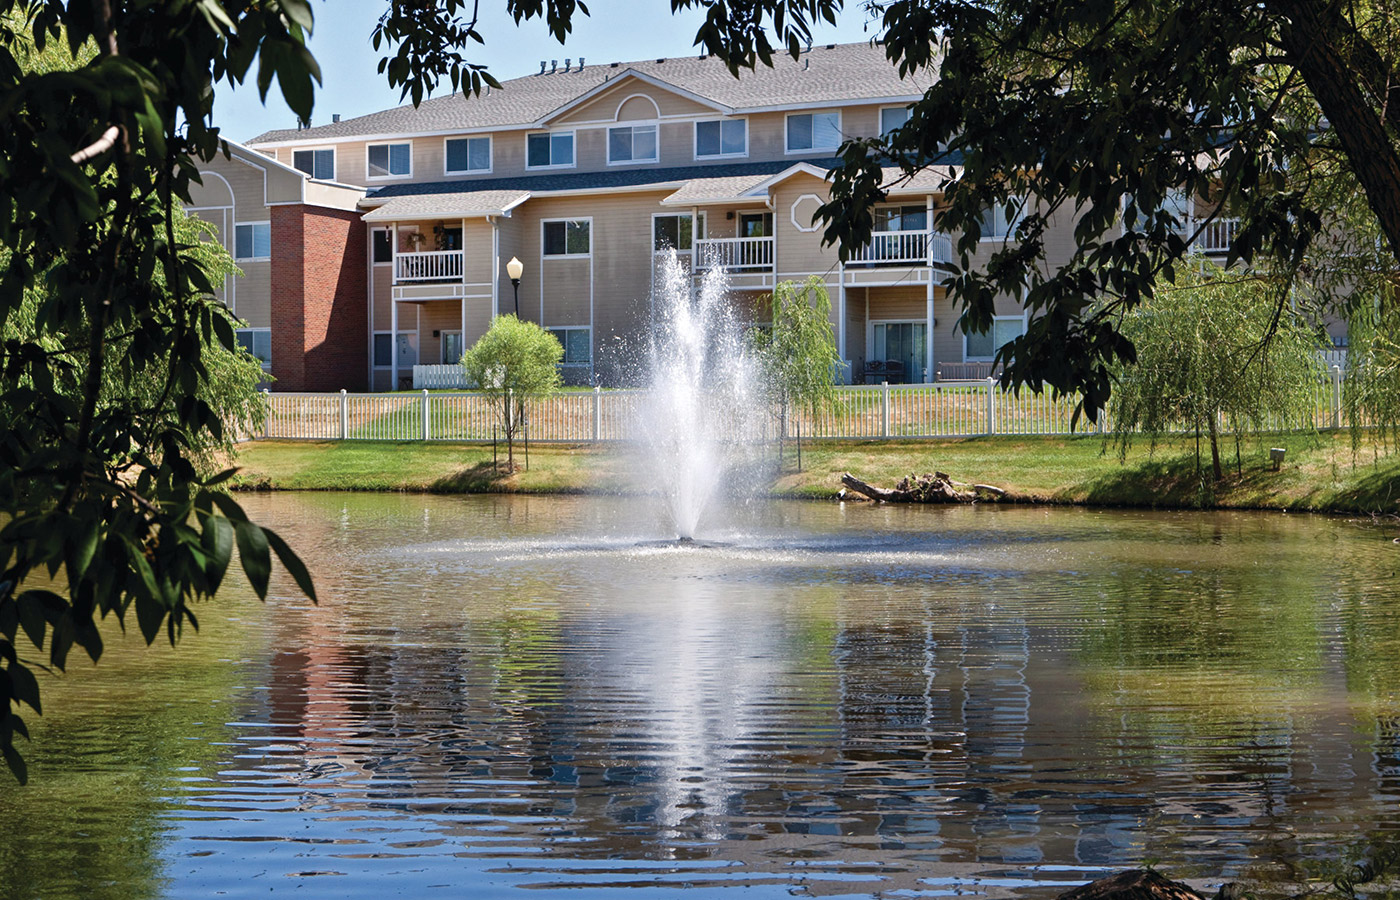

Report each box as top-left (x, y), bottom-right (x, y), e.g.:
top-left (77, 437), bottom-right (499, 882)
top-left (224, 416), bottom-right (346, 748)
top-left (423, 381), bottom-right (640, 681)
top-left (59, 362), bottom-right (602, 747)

top-left (230, 430), bottom-right (1400, 514)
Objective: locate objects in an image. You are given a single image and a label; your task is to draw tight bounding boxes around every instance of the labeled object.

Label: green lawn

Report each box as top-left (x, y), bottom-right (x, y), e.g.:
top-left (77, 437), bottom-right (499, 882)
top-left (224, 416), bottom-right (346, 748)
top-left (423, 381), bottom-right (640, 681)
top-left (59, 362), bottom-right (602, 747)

top-left (230, 431), bottom-right (1400, 514)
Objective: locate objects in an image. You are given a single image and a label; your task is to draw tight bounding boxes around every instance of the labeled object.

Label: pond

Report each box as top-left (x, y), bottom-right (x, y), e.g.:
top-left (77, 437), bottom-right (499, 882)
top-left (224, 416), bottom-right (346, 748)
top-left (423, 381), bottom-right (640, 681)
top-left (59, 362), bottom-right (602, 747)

top-left (2, 493), bottom-right (1398, 900)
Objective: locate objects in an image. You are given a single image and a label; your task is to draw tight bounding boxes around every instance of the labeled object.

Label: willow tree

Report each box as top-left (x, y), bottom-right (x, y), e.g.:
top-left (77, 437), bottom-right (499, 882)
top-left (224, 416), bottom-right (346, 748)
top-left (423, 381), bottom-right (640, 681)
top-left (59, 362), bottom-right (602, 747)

top-left (1109, 264), bottom-right (1324, 481)
top-left (759, 277), bottom-right (842, 472)
top-left (1344, 287), bottom-right (1400, 453)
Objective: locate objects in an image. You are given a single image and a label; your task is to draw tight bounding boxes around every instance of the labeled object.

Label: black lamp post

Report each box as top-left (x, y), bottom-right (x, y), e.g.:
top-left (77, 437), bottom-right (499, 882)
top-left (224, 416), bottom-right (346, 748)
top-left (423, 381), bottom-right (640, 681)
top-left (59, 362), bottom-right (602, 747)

top-left (506, 256), bottom-right (523, 316)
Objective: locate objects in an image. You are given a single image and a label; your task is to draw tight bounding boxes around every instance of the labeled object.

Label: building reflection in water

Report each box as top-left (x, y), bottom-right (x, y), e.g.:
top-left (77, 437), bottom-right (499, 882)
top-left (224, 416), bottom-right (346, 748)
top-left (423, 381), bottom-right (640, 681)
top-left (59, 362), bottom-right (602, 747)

top-left (161, 495), bottom-right (1400, 897)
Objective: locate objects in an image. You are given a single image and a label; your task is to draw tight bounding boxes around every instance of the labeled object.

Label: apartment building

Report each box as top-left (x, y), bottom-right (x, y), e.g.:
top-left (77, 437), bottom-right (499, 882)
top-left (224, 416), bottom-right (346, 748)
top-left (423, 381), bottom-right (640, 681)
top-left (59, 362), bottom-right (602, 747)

top-left (190, 42), bottom-right (1057, 391)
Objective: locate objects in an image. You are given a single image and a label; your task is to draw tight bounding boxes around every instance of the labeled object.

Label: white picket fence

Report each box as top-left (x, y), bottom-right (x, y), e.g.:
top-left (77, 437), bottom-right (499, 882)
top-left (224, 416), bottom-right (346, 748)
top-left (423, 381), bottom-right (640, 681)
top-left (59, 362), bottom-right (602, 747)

top-left (259, 367), bottom-right (1348, 443)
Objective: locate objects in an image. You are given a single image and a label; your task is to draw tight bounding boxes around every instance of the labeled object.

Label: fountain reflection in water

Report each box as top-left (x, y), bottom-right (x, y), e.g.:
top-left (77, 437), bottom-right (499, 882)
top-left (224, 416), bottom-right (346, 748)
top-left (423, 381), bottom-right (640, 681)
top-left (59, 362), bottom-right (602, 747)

top-left (637, 251), bottom-right (769, 539)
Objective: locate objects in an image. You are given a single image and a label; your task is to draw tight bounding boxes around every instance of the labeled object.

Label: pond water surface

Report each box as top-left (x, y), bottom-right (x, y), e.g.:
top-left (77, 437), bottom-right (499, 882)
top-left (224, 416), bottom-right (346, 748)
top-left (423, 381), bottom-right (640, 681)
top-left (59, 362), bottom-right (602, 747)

top-left (2, 494), bottom-right (1398, 900)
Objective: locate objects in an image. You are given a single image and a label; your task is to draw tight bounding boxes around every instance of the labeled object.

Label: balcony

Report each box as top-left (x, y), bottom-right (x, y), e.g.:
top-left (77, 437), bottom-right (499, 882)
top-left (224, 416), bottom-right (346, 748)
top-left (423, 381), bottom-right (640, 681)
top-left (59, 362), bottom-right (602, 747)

top-left (395, 249), bottom-right (464, 283)
top-left (693, 236), bottom-right (774, 273)
top-left (847, 230), bottom-right (954, 268)
top-left (1189, 217), bottom-right (1239, 255)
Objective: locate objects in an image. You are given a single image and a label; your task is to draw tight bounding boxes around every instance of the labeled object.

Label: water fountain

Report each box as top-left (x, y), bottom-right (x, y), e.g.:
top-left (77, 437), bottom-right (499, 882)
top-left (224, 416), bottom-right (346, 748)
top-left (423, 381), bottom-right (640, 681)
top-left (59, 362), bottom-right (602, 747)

top-left (637, 251), bottom-right (770, 540)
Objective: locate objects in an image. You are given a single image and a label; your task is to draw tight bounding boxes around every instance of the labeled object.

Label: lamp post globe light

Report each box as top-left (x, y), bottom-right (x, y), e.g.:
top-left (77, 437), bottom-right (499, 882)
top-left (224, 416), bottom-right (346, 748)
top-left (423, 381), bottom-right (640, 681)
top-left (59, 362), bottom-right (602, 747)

top-left (506, 256), bottom-right (524, 316)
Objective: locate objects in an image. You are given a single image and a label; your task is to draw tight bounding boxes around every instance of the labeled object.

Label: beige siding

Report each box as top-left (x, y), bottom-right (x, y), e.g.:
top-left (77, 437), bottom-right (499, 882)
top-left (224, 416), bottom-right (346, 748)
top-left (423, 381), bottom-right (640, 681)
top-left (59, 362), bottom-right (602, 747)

top-left (541, 257), bottom-right (591, 326)
top-left (371, 252), bottom-right (394, 331)
top-left (771, 172), bottom-right (838, 277)
top-left (252, 101), bottom-right (904, 187)
top-left (188, 153), bottom-right (275, 328)
top-left (867, 286), bottom-right (927, 321)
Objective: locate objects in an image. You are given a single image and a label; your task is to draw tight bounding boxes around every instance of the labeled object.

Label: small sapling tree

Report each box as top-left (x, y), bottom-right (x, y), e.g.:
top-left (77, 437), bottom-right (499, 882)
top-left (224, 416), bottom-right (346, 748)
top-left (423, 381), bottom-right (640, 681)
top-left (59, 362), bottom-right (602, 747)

top-left (461, 315), bottom-right (563, 472)
top-left (1109, 263), bottom-right (1323, 482)
top-left (760, 277), bottom-right (842, 471)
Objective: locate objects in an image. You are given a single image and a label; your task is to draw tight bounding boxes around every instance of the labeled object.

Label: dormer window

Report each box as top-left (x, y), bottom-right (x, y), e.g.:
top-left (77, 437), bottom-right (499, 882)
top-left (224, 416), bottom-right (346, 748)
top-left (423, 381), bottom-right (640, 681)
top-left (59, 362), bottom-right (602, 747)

top-left (527, 132), bottom-right (575, 169)
top-left (695, 119), bottom-right (746, 158)
top-left (786, 111), bottom-right (841, 153)
top-left (608, 124), bottom-right (657, 164)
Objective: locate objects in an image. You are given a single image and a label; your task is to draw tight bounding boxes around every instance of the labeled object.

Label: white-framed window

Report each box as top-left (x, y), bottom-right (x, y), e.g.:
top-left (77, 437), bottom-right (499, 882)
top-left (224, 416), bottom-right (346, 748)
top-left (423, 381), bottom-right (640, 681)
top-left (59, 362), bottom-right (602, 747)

top-left (292, 147), bottom-right (335, 180)
top-left (372, 228), bottom-right (393, 264)
top-left (872, 204), bottom-right (927, 233)
top-left (527, 131), bottom-right (575, 169)
top-left (653, 213), bottom-right (699, 252)
top-left (233, 222), bottom-right (271, 260)
top-left (964, 315), bottom-right (1026, 361)
top-left (979, 200), bottom-right (1023, 242)
top-left (608, 124), bottom-right (657, 164)
top-left (366, 142), bottom-right (412, 178)
top-left (880, 106), bottom-right (912, 136)
top-left (547, 327), bottom-right (591, 365)
top-left (373, 331), bottom-right (418, 368)
top-left (695, 118), bottom-right (746, 158)
top-left (738, 212), bottom-right (772, 238)
top-left (444, 136), bottom-right (491, 174)
top-left (786, 111), bottom-right (841, 153)
top-left (235, 327), bottom-right (272, 370)
top-left (542, 219), bottom-right (590, 257)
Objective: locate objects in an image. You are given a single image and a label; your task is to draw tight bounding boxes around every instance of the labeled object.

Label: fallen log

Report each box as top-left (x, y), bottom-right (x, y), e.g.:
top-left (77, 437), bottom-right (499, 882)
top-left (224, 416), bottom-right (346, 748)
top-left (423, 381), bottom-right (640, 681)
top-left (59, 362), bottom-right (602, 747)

top-left (1056, 870), bottom-right (1227, 900)
top-left (840, 471), bottom-right (1003, 503)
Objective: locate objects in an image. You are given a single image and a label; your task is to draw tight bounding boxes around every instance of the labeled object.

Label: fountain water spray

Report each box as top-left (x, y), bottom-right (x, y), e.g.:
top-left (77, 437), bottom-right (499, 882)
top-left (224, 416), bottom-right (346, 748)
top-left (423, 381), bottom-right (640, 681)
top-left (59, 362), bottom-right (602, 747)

top-left (638, 251), bottom-right (770, 540)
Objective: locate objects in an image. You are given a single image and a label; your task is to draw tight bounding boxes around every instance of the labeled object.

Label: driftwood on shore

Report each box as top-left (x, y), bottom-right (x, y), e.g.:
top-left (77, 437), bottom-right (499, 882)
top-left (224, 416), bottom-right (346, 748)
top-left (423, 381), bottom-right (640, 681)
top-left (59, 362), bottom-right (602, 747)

top-left (1057, 869), bottom-right (1243, 900)
top-left (839, 471), bottom-right (1007, 503)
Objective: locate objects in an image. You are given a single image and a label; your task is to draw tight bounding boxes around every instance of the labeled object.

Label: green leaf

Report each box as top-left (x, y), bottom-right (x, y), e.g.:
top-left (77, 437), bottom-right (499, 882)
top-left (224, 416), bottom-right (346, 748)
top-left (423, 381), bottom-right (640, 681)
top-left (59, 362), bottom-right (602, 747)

top-left (7, 662), bottom-right (40, 714)
top-left (263, 527), bottom-right (316, 603)
top-left (14, 591), bottom-right (60, 651)
top-left (235, 521), bottom-right (271, 600)
top-left (67, 518), bottom-right (99, 584)
top-left (134, 594), bottom-right (167, 646)
top-left (201, 514), bottom-right (234, 592)
top-left (3, 741), bottom-right (28, 785)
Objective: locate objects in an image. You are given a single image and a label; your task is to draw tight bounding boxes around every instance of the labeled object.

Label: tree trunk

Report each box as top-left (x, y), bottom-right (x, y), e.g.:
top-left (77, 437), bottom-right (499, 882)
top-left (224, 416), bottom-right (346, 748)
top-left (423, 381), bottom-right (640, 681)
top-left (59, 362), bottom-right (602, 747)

top-left (777, 402), bottom-right (787, 472)
top-left (1206, 413), bottom-right (1223, 481)
top-left (1270, 0), bottom-right (1400, 266)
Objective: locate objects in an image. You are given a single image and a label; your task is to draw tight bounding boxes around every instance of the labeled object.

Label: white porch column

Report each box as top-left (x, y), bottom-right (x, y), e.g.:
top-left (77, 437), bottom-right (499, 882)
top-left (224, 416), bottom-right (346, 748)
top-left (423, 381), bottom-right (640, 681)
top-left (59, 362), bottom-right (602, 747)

top-left (390, 288), bottom-right (399, 391)
top-left (926, 194), bottom-right (936, 383)
top-left (460, 217), bottom-right (468, 361)
top-left (390, 222), bottom-right (399, 390)
top-left (490, 217), bottom-right (500, 317)
top-left (837, 268), bottom-right (848, 383)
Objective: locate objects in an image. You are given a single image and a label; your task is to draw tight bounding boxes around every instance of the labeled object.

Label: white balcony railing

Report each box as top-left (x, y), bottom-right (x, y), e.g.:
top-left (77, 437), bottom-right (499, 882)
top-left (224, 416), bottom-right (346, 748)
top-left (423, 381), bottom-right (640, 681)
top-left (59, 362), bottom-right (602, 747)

top-left (395, 249), bottom-right (464, 282)
top-left (693, 236), bottom-right (774, 272)
top-left (1185, 217), bottom-right (1239, 255)
top-left (847, 230), bottom-right (954, 267)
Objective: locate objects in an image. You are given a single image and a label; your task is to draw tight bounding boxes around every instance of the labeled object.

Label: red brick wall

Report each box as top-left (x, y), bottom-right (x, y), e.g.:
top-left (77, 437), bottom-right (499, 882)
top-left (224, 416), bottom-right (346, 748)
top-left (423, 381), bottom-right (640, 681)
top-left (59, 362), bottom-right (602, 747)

top-left (270, 205), bottom-right (368, 391)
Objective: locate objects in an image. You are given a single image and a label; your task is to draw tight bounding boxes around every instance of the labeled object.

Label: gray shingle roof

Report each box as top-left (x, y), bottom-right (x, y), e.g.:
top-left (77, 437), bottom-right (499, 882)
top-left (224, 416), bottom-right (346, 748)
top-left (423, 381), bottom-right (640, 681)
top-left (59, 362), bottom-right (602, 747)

top-left (361, 157), bottom-right (846, 199)
top-left (249, 42), bottom-right (929, 145)
top-left (361, 190), bottom-right (531, 221)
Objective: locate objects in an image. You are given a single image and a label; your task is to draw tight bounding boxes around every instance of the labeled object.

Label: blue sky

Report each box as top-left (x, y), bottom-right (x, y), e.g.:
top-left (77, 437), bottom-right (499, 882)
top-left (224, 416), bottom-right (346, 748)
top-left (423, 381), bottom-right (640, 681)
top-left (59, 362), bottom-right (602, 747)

top-left (216, 0), bottom-right (882, 142)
